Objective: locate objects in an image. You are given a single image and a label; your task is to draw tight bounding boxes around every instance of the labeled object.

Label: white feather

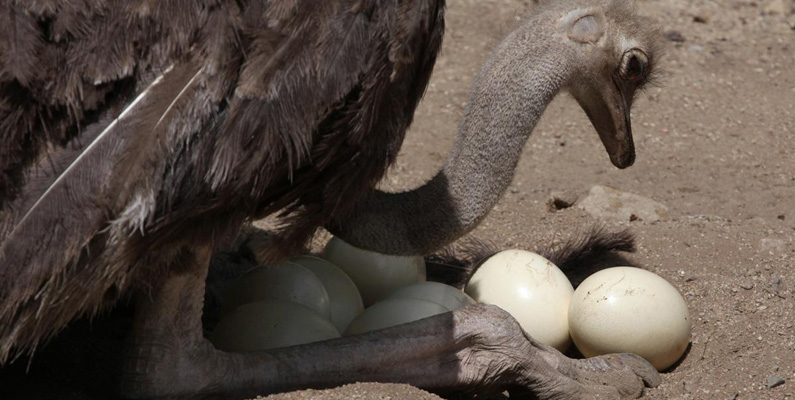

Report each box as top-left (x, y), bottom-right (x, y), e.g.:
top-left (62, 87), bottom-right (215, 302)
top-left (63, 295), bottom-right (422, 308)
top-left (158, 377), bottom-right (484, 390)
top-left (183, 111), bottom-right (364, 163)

top-left (154, 67), bottom-right (204, 130)
top-left (11, 65), bottom-right (175, 234)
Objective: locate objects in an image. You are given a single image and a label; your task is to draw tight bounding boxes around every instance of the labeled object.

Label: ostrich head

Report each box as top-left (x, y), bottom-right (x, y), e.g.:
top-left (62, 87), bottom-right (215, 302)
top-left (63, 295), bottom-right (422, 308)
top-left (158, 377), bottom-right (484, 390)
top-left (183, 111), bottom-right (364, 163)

top-left (556, 0), bottom-right (662, 168)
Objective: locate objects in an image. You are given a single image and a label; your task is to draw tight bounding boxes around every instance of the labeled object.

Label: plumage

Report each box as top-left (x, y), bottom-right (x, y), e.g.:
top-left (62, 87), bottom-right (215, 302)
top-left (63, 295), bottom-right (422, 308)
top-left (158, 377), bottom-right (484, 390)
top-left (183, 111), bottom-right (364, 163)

top-left (0, 0), bottom-right (445, 364)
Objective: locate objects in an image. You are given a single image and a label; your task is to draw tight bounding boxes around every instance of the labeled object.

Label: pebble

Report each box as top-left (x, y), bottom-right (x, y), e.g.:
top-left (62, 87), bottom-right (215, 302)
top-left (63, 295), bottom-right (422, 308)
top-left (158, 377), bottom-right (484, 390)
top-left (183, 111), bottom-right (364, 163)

top-left (665, 30), bottom-right (686, 42)
top-left (546, 191), bottom-right (577, 212)
top-left (767, 375), bottom-right (785, 389)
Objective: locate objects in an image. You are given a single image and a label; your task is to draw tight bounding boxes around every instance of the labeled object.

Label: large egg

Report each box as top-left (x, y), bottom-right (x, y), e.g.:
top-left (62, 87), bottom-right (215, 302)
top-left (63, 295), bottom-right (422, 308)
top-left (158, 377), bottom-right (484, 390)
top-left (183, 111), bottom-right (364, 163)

top-left (323, 236), bottom-right (426, 306)
top-left (289, 255), bottom-right (364, 332)
top-left (222, 262), bottom-right (331, 318)
top-left (211, 300), bottom-right (339, 351)
top-left (344, 298), bottom-right (448, 336)
top-left (568, 267), bottom-right (691, 371)
top-left (464, 250), bottom-right (573, 352)
top-left (385, 281), bottom-right (476, 311)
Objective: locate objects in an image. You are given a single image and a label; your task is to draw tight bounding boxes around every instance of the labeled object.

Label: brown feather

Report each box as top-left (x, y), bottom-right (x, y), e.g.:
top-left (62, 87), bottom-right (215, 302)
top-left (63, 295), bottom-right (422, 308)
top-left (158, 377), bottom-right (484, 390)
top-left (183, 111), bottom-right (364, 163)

top-left (0, 4), bottom-right (43, 86)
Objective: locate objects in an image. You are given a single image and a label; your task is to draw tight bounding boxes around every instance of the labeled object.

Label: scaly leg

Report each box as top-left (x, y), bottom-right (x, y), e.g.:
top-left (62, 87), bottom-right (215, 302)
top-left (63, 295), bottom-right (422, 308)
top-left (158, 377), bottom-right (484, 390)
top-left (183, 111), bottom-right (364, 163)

top-left (120, 249), bottom-right (660, 400)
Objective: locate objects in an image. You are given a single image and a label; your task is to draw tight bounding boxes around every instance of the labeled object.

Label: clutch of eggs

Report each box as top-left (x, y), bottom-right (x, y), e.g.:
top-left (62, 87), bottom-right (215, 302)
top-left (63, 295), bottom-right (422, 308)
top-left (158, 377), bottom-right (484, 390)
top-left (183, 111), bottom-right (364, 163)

top-left (211, 234), bottom-right (690, 372)
top-left (463, 250), bottom-right (690, 370)
top-left (211, 236), bottom-right (431, 350)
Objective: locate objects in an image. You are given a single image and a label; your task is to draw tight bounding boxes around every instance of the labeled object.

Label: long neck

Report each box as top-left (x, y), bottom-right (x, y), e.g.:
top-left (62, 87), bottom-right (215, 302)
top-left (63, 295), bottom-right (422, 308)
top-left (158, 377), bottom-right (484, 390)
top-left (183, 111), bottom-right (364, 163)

top-left (328, 28), bottom-right (573, 255)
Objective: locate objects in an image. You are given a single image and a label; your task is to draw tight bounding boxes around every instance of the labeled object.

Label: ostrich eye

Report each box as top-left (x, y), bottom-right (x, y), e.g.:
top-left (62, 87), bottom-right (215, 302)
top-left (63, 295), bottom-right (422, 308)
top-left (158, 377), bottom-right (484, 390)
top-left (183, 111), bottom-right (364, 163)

top-left (626, 56), bottom-right (644, 80)
top-left (620, 49), bottom-right (649, 82)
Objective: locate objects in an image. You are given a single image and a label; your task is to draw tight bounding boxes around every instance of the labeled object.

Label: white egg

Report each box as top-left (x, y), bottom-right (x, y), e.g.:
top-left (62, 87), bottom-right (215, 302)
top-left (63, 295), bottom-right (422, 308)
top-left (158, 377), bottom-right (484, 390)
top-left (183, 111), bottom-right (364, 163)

top-left (211, 300), bottom-right (340, 351)
top-left (222, 262), bottom-right (331, 318)
top-left (289, 255), bottom-right (364, 332)
top-left (568, 267), bottom-right (691, 371)
top-left (323, 236), bottom-right (426, 306)
top-left (385, 281), bottom-right (476, 311)
top-left (464, 250), bottom-right (573, 352)
top-left (344, 298), bottom-right (448, 336)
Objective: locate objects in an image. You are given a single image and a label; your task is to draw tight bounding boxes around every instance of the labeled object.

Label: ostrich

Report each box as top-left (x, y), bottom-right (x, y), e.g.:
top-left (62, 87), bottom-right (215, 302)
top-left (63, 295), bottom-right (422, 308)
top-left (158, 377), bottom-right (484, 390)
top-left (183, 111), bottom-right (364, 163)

top-left (0, 0), bottom-right (662, 398)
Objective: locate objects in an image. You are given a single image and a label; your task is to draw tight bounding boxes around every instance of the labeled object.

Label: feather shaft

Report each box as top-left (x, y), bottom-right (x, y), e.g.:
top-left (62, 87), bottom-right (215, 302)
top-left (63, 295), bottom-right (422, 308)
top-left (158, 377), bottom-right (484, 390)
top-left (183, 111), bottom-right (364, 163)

top-left (10, 65), bottom-right (175, 235)
top-left (154, 66), bottom-right (204, 130)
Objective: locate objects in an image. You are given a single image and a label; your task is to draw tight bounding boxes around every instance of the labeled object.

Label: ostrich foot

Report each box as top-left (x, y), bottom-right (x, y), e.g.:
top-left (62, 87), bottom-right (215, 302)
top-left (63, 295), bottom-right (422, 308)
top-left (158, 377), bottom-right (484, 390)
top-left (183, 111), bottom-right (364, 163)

top-left (120, 256), bottom-right (659, 399)
top-left (511, 340), bottom-right (662, 399)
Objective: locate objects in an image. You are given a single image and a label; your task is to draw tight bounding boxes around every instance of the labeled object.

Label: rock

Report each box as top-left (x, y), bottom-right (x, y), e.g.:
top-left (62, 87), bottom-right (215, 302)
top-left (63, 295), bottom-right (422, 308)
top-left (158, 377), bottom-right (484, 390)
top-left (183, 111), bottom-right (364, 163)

top-left (759, 238), bottom-right (786, 254)
top-left (767, 375), bottom-right (785, 389)
top-left (577, 186), bottom-right (669, 223)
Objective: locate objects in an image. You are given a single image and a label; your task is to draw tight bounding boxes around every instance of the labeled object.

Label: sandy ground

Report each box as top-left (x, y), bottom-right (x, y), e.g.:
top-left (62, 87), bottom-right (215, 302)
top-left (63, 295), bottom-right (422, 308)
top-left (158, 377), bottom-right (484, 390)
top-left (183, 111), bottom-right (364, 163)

top-left (3, 0), bottom-right (794, 399)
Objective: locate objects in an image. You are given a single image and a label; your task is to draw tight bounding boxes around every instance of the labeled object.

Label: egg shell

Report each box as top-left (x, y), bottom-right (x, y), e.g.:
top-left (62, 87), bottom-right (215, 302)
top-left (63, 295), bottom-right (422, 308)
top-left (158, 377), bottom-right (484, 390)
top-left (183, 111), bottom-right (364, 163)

top-left (385, 281), bottom-right (476, 311)
top-left (222, 262), bottom-right (331, 318)
top-left (568, 266), bottom-right (691, 371)
top-left (464, 250), bottom-right (573, 352)
top-left (211, 300), bottom-right (339, 352)
top-left (323, 237), bottom-right (426, 306)
top-left (344, 298), bottom-right (448, 336)
top-left (289, 255), bottom-right (364, 332)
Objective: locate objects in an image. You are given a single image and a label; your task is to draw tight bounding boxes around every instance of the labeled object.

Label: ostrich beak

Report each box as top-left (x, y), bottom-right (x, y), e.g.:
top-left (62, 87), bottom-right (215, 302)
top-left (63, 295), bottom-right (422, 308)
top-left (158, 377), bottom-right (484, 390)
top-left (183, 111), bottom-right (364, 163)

top-left (576, 78), bottom-right (635, 169)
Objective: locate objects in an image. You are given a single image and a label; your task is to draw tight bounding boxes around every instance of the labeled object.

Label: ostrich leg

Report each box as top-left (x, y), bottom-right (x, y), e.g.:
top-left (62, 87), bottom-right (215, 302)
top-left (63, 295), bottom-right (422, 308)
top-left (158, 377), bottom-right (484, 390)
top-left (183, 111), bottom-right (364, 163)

top-left (120, 251), bottom-right (659, 399)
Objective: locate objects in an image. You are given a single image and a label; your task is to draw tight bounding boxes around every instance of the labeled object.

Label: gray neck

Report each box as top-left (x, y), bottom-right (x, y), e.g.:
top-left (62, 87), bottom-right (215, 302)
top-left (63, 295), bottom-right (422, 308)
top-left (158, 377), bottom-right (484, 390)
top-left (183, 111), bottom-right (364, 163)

top-left (328, 28), bottom-right (573, 255)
